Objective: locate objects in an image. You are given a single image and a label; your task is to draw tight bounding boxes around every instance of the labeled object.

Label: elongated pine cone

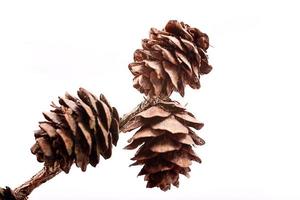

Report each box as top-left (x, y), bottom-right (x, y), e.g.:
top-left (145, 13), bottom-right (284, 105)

top-left (123, 100), bottom-right (204, 191)
top-left (0, 187), bottom-right (16, 200)
top-left (30, 88), bottom-right (120, 173)
top-left (129, 20), bottom-right (212, 98)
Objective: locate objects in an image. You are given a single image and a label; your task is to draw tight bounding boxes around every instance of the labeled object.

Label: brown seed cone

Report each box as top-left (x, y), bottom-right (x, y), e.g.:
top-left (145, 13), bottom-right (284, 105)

top-left (129, 20), bottom-right (212, 98)
top-left (30, 88), bottom-right (120, 173)
top-left (0, 187), bottom-right (16, 200)
top-left (123, 100), bottom-right (204, 191)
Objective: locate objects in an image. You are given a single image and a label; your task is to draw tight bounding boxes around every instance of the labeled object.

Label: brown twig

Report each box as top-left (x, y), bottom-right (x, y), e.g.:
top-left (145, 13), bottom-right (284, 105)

top-left (119, 97), bottom-right (159, 132)
top-left (12, 97), bottom-right (158, 200)
top-left (13, 165), bottom-right (61, 200)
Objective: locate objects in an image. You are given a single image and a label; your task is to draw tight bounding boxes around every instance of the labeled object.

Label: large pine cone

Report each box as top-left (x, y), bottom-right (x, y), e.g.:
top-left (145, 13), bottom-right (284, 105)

top-left (129, 20), bottom-right (212, 98)
top-left (30, 88), bottom-right (120, 173)
top-left (123, 100), bottom-right (204, 191)
top-left (0, 187), bottom-right (16, 200)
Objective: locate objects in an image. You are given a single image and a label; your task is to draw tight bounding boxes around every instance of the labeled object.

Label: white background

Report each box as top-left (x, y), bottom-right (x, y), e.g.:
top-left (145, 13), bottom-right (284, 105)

top-left (0, 0), bottom-right (299, 199)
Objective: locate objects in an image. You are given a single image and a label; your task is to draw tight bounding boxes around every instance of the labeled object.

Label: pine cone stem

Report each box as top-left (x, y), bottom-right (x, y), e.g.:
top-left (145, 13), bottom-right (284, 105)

top-left (119, 97), bottom-right (163, 132)
top-left (13, 166), bottom-right (62, 200)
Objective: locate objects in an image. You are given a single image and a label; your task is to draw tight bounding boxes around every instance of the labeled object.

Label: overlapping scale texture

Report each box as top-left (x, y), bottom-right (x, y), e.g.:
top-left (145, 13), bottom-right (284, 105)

top-left (30, 88), bottom-right (120, 173)
top-left (123, 100), bottom-right (204, 191)
top-left (129, 20), bottom-right (212, 98)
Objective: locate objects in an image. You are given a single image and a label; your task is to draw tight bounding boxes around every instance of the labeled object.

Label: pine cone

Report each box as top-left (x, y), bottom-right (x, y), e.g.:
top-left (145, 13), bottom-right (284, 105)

top-left (129, 20), bottom-right (212, 98)
top-left (30, 88), bottom-right (120, 173)
top-left (0, 187), bottom-right (16, 200)
top-left (123, 100), bottom-right (204, 191)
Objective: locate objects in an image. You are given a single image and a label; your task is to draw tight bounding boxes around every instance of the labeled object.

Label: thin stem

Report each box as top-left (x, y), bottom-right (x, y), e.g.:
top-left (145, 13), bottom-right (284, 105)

top-left (119, 97), bottom-right (161, 132)
top-left (13, 165), bottom-right (61, 200)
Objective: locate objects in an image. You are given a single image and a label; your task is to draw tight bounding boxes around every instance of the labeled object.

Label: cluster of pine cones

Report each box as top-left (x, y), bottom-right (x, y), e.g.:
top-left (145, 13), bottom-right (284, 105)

top-left (1, 20), bottom-right (211, 197)
top-left (125, 20), bottom-right (211, 190)
top-left (30, 20), bottom-right (211, 191)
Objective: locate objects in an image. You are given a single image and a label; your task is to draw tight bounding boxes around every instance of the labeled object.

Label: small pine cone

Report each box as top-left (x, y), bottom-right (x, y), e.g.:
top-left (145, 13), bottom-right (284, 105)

top-left (123, 100), bottom-right (204, 191)
top-left (30, 88), bottom-right (120, 173)
top-left (0, 187), bottom-right (16, 200)
top-left (129, 20), bottom-right (212, 98)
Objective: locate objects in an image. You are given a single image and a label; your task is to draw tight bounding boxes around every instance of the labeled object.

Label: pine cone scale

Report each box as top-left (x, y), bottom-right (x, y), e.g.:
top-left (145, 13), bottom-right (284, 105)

top-left (56, 129), bottom-right (73, 156)
top-left (58, 96), bottom-right (80, 114)
top-left (151, 116), bottom-right (189, 134)
top-left (163, 61), bottom-right (179, 89)
top-left (128, 127), bottom-right (160, 143)
top-left (175, 112), bottom-right (204, 129)
top-left (77, 99), bottom-right (96, 130)
top-left (64, 112), bottom-right (77, 134)
top-left (42, 112), bottom-right (62, 125)
top-left (172, 133), bottom-right (195, 145)
top-left (36, 137), bottom-right (53, 157)
top-left (97, 118), bottom-right (111, 151)
top-left (163, 151), bottom-right (192, 168)
top-left (97, 100), bottom-right (112, 130)
top-left (149, 135), bottom-right (182, 153)
top-left (159, 35), bottom-right (185, 51)
top-left (77, 122), bottom-right (93, 154)
top-left (39, 122), bottom-right (57, 138)
top-left (110, 118), bottom-right (119, 146)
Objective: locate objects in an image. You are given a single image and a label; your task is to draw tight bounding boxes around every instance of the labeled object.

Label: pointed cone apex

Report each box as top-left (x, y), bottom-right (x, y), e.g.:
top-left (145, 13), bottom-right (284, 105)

top-left (129, 20), bottom-right (212, 98)
top-left (125, 99), bottom-right (204, 191)
top-left (31, 88), bottom-right (120, 173)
